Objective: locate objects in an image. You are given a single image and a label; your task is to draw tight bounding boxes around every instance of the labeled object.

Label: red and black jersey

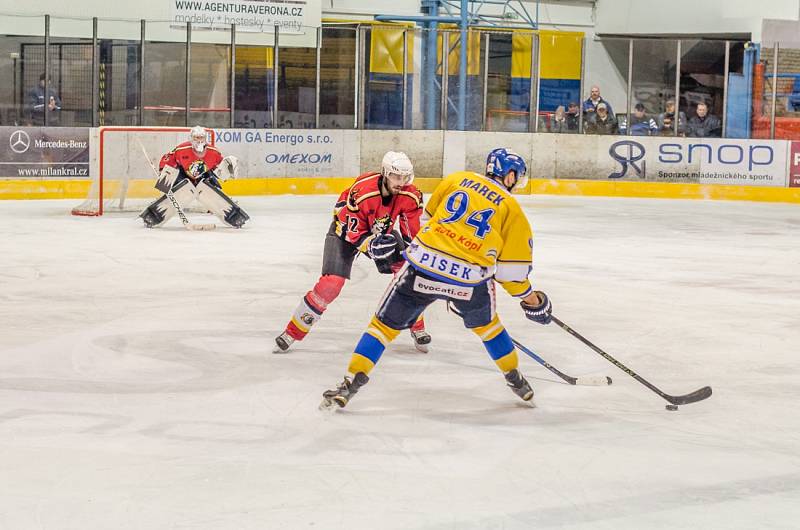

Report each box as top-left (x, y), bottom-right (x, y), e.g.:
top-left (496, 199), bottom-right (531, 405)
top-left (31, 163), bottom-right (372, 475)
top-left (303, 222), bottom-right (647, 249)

top-left (332, 172), bottom-right (423, 251)
top-left (159, 141), bottom-right (224, 182)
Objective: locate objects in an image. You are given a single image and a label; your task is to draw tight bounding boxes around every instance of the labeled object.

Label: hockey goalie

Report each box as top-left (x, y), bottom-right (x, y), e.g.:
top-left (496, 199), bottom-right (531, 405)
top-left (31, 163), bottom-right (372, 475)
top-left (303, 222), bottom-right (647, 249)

top-left (139, 126), bottom-right (250, 228)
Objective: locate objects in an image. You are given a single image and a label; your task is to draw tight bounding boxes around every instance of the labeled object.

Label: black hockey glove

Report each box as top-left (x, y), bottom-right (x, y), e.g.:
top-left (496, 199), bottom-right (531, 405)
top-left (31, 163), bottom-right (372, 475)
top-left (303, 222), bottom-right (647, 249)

top-left (520, 291), bottom-right (552, 325)
top-left (369, 233), bottom-right (401, 274)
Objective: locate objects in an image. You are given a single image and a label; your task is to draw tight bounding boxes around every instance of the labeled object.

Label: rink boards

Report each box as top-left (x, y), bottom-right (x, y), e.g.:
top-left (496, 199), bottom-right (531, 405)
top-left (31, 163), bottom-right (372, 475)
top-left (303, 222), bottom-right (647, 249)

top-left (1, 126), bottom-right (800, 203)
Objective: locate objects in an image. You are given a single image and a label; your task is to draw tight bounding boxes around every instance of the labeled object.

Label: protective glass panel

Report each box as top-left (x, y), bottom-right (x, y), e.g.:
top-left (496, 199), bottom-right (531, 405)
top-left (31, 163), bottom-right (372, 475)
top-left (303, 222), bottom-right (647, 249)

top-left (44, 18), bottom-right (94, 127)
top-left (681, 40), bottom-right (725, 139)
top-left (97, 19), bottom-right (141, 126)
top-left (189, 29), bottom-right (231, 128)
top-left (142, 21), bottom-right (188, 126)
top-left (582, 37), bottom-right (629, 135)
top-left (724, 41), bottom-right (749, 138)
top-left (0, 16), bottom-right (42, 126)
top-left (233, 28), bottom-right (275, 129)
top-left (277, 26), bottom-right (318, 129)
top-left (629, 39), bottom-right (676, 137)
top-left (319, 26), bottom-right (356, 129)
top-left (443, 29), bottom-right (484, 131)
top-left (408, 27), bottom-right (442, 130)
top-left (769, 43), bottom-right (800, 140)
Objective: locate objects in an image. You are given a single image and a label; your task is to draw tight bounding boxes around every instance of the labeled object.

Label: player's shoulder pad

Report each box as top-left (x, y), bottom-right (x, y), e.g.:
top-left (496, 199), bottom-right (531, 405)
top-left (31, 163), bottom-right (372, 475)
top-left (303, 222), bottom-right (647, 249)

top-left (174, 141), bottom-right (193, 151)
top-left (398, 186), bottom-right (423, 207)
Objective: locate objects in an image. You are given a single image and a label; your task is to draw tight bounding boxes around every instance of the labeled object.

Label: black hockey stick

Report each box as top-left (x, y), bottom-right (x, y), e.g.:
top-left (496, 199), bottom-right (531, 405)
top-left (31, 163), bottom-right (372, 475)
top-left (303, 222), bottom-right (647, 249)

top-left (512, 338), bottom-right (612, 386)
top-left (551, 315), bottom-right (712, 406)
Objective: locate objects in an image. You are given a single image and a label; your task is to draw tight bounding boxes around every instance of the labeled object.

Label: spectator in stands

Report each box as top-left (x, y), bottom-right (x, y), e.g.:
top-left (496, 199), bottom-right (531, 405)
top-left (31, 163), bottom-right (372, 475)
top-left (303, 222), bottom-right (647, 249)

top-left (621, 103), bottom-right (659, 136)
top-left (582, 85), bottom-right (614, 124)
top-left (585, 102), bottom-right (618, 135)
top-left (566, 101), bottom-right (580, 131)
top-left (656, 99), bottom-right (687, 136)
top-left (27, 73), bottom-right (61, 126)
top-left (687, 102), bottom-right (721, 137)
top-left (549, 105), bottom-right (570, 133)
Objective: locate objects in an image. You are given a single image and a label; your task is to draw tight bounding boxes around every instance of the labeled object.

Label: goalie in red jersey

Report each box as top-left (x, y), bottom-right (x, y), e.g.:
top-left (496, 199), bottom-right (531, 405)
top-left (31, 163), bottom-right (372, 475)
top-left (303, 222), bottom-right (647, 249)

top-left (139, 126), bottom-right (249, 228)
top-left (274, 151), bottom-right (432, 354)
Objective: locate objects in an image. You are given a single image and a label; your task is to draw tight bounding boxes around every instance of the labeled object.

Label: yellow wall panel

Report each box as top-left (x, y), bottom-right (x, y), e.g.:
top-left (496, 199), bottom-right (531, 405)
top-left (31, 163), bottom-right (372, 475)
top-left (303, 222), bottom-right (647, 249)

top-left (539, 30), bottom-right (582, 80)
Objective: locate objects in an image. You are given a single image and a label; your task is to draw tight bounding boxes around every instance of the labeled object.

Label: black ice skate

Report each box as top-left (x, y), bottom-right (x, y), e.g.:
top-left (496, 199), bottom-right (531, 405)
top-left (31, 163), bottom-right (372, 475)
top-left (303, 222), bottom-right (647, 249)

top-left (273, 332), bottom-right (295, 354)
top-left (319, 372), bottom-right (369, 410)
top-left (504, 369), bottom-right (534, 402)
top-left (411, 329), bottom-right (431, 353)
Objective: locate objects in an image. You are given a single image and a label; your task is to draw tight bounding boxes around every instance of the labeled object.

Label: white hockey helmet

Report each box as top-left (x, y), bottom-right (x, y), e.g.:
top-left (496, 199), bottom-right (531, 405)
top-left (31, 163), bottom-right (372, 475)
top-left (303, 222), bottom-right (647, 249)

top-left (380, 151), bottom-right (414, 187)
top-left (189, 125), bottom-right (207, 153)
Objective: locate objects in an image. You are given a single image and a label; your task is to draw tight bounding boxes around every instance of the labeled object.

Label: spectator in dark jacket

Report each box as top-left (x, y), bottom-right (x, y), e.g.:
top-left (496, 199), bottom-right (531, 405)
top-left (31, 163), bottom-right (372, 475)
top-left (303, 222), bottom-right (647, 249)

top-left (585, 102), bottom-right (618, 135)
top-left (687, 103), bottom-right (721, 138)
top-left (27, 73), bottom-right (61, 126)
top-left (656, 99), bottom-right (687, 136)
top-left (582, 85), bottom-right (614, 124)
top-left (620, 103), bottom-right (658, 136)
top-left (566, 101), bottom-right (580, 132)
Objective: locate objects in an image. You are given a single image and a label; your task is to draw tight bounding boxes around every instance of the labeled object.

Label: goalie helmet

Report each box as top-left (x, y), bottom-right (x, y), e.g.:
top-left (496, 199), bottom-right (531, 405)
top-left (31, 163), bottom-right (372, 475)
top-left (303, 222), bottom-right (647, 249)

top-left (486, 148), bottom-right (528, 191)
top-left (381, 151), bottom-right (414, 187)
top-left (189, 125), bottom-right (207, 153)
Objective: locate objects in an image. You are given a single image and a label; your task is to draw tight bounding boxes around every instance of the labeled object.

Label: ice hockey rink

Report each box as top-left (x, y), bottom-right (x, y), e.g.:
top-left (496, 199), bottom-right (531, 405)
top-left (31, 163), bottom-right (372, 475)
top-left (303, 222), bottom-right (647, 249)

top-left (1, 194), bottom-right (798, 529)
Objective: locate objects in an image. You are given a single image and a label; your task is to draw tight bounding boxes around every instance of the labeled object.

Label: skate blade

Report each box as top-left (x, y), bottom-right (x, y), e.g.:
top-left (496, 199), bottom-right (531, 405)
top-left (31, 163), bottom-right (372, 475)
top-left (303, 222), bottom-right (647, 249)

top-left (414, 342), bottom-right (429, 353)
top-left (272, 346), bottom-right (291, 354)
top-left (319, 397), bottom-right (343, 412)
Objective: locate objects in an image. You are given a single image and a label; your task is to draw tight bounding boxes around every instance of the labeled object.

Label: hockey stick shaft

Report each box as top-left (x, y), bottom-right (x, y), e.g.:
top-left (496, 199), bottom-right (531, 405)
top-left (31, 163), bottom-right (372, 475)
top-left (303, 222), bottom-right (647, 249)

top-left (512, 338), bottom-right (611, 386)
top-left (551, 315), bottom-right (711, 405)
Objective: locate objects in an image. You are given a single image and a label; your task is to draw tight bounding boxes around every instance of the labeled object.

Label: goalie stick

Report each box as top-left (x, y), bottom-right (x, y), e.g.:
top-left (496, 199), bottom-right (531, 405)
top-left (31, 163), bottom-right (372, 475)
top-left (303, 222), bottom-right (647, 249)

top-left (136, 139), bottom-right (216, 231)
top-left (551, 315), bottom-right (712, 406)
top-left (511, 338), bottom-right (612, 386)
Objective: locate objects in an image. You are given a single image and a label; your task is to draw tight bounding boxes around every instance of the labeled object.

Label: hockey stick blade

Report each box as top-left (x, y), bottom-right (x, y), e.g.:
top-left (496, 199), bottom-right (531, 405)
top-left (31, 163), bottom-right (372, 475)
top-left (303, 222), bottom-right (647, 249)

top-left (551, 315), bottom-right (712, 407)
top-left (664, 385), bottom-right (712, 406)
top-left (512, 338), bottom-right (612, 386)
top-left (187, 223), bottom-right (216, 231)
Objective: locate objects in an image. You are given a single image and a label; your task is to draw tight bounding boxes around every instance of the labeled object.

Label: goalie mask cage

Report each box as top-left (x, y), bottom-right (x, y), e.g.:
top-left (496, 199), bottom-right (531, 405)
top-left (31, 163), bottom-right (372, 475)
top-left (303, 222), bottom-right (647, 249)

top-left (71, 127), bottom-right (215, 216)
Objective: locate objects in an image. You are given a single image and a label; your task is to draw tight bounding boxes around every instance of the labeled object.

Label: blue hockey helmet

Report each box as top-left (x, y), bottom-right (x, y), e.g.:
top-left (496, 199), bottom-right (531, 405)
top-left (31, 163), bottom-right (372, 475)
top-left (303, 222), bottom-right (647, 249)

top-left (485, 148), bottom-right (528, 191)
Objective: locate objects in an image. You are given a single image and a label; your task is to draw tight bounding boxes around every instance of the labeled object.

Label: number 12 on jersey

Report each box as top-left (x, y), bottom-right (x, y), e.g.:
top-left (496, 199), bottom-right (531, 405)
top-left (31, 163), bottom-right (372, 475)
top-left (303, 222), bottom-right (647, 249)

top-left (441, 191), bottom-right (495, 239)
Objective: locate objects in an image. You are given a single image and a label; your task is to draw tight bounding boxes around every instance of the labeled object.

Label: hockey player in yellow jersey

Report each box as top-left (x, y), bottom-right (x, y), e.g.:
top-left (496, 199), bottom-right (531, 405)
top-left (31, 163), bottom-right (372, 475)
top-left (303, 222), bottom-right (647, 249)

top-left (321, 148), bottom-right (553, 410)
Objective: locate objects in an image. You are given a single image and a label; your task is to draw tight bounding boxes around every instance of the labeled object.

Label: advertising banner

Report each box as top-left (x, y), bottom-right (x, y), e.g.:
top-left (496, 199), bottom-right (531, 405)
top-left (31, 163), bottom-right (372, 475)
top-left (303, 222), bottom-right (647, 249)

top-left (789, 141), bottom-right (800, 187)
top-left (549, 135), bottom-right (789, 187)
top-left (212, 129), bottom-right (360, 177)
top-left (170, 0), bottom-right (318, 34)
top-left (0, 127), bottom-right (90, 178)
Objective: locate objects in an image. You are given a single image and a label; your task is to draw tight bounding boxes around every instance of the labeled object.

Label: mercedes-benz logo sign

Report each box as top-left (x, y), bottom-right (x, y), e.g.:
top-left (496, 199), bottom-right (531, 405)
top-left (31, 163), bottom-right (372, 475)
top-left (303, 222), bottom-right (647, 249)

top-left (9, 130), bottom-right (31, 154)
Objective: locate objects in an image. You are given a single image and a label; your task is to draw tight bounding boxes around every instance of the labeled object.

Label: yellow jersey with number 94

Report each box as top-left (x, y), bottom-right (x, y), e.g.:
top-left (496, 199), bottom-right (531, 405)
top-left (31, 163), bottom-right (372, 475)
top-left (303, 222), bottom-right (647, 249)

top-left (403, 170), bottom-right (534, 298)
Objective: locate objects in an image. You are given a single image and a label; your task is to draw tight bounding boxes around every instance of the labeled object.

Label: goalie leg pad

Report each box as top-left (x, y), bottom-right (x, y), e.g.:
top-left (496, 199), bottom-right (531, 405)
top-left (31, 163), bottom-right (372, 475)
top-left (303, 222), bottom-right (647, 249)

top-left (194, 179), bottom-right (250, 228)
top-left (139, 179), bottom-right (196, 227)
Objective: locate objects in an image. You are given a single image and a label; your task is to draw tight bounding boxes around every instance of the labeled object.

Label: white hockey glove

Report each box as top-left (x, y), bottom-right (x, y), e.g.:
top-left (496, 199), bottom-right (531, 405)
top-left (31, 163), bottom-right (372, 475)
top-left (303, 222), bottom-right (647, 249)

top-left (216, 156), bottom-right (240, 182)
top-left (155, 164), bottom-right (181, 193)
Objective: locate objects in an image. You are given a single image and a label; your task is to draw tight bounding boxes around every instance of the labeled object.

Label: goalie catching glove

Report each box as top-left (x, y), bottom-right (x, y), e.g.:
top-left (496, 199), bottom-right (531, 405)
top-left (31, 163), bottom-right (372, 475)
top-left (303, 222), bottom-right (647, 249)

top-left (520, 291), bottom-right (552, 325)
top-left (368, 233), bottom-right (403, 274)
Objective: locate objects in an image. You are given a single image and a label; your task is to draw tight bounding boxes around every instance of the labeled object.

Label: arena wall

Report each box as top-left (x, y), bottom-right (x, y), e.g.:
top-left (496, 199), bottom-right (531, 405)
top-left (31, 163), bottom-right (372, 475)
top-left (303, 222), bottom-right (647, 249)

top-left (1, 127), bottom-right (800, 204)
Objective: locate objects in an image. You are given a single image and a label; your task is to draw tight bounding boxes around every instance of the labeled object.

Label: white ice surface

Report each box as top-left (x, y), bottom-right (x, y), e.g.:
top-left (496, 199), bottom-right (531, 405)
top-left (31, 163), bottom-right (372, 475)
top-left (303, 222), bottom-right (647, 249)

top-left (0, 195), bottom-right (799, 529)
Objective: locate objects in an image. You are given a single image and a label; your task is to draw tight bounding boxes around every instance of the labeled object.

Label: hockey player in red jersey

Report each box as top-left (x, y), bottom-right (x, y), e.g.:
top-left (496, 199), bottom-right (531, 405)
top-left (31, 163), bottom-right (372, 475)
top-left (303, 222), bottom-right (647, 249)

top-left (139, 126), bottom-right (249, 228)
top-left (274, 151), bottom-right (432, 353)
